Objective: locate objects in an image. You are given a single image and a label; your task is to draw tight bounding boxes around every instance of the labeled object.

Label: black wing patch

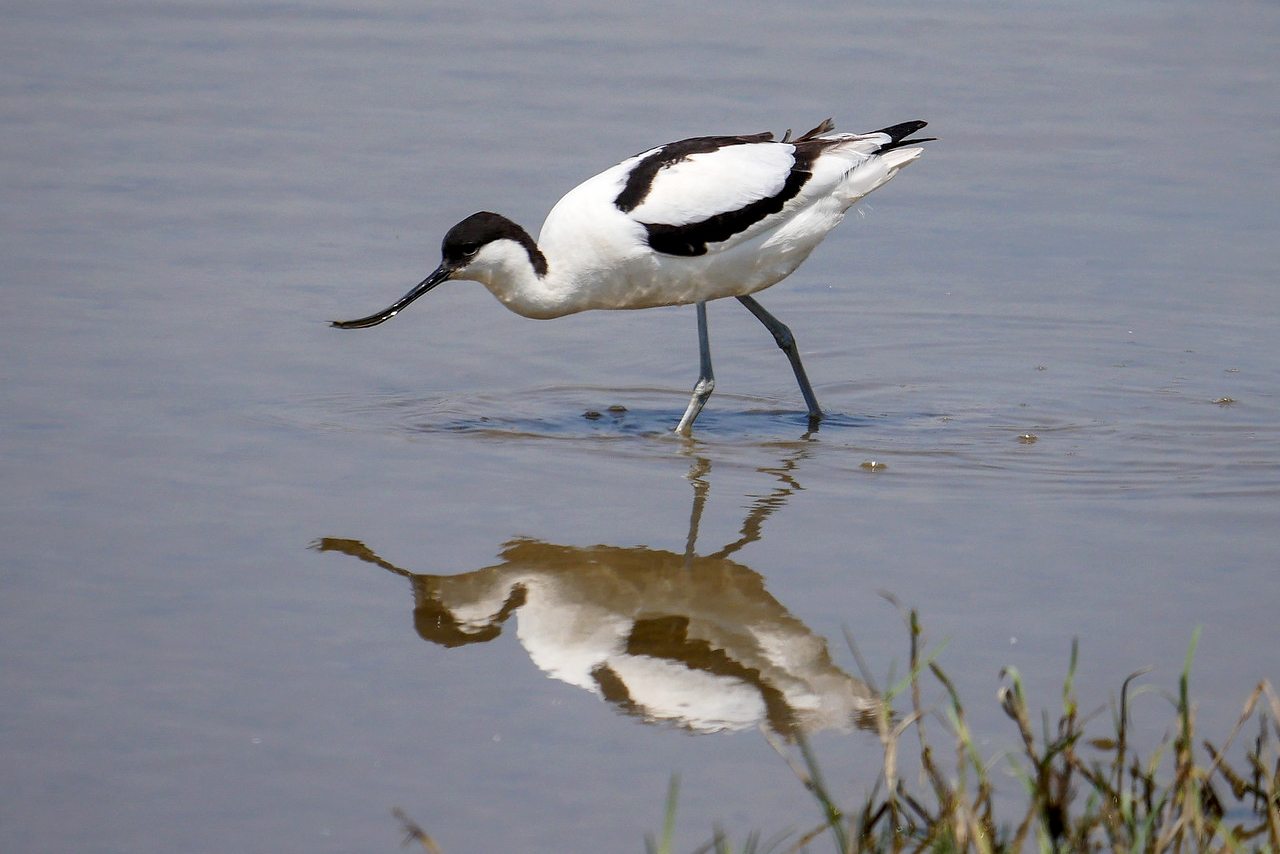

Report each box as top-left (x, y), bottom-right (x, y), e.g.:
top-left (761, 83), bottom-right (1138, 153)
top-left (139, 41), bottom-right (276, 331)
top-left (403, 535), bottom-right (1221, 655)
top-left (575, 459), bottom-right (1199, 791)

top-left (616, 132), bottom-right (827, 257)
top-left (642, 145), bottom-right (821, 256)
top-left (614, 132), bottom-right (775, 214)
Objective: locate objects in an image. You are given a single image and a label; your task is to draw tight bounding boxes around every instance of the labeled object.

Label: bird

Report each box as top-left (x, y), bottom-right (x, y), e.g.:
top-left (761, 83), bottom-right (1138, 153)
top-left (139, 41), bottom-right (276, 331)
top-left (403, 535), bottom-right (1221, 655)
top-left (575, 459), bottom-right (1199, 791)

top-left (331, 118), bottom-right (932, 434)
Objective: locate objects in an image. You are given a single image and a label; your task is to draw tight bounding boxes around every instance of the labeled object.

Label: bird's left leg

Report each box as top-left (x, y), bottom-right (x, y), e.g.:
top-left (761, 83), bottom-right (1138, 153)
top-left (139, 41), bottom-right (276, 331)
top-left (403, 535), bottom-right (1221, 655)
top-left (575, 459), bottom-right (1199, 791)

top-left (675, 301), bottom-right (715, 435)
top-left (736, 295), bottom-right (823, 423)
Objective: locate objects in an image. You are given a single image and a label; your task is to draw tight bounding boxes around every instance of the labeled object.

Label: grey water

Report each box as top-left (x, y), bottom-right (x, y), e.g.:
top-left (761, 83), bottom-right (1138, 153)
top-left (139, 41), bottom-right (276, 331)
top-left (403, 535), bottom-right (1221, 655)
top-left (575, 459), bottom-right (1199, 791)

top-left (2, 1), bottom-right (1278, 852)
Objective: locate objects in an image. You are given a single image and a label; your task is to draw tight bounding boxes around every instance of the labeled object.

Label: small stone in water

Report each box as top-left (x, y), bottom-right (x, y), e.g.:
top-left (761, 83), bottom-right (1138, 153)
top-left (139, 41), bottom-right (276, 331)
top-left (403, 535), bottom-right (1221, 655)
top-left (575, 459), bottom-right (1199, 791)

top-left (861, 460), bottom-right (887, 471)
top-left (583, 410), bottom-right (602, 420)
top-left (1018, 433), bottom-right (1038, 444)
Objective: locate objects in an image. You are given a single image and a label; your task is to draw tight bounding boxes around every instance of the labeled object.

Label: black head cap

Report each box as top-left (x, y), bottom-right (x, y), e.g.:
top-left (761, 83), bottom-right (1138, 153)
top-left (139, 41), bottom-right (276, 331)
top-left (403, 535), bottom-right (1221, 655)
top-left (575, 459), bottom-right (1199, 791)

top-left (442, 211), bottom-right (547, 276)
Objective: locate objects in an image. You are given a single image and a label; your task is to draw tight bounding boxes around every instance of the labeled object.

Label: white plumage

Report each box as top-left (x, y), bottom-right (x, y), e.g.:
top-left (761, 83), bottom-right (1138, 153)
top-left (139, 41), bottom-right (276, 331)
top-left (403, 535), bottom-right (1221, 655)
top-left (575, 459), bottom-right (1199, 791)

top-left (333, 118), bottom-right (932, 433)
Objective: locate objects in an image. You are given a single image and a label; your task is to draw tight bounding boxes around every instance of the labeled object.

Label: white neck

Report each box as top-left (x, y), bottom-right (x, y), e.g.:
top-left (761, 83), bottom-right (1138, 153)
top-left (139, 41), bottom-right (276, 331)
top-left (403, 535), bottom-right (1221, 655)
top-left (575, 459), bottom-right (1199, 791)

top-left (458, 237), bottom-right (583, 320)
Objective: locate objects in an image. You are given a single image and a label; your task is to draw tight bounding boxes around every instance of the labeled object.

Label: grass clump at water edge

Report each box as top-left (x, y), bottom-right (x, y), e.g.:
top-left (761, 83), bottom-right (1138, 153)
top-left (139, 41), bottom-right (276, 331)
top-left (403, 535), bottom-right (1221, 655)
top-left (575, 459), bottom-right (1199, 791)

top-left (395, 611), bottom-right (1280, 854)
top-left (746, 614), bottom-right (1280, 854)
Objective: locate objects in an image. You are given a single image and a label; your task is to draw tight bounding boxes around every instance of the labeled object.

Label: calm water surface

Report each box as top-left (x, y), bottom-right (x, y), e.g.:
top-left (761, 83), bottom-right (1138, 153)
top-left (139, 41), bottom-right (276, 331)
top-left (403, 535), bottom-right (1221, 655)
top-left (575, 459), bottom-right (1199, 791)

top-left (2, 2), bottom-right (1278, 852)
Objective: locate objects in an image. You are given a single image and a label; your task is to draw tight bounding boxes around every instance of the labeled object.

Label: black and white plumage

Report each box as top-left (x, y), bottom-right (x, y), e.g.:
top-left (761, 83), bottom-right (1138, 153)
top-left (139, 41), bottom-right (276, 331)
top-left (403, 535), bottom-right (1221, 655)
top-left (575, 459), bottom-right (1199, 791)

top-left (333, 118), bottom-right (933, 433)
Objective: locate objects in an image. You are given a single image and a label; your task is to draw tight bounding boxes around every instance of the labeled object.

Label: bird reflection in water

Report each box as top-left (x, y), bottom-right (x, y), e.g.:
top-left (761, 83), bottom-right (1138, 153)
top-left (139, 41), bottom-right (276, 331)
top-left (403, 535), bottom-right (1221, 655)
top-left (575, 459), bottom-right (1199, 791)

top-left (313, 454), bottom-right (878, 737)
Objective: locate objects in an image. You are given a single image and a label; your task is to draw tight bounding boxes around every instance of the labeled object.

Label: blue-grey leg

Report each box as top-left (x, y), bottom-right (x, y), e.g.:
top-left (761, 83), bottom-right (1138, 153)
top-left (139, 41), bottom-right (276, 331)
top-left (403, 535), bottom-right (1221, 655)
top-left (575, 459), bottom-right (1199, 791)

top-left (675, 301), bottom-right (715, 435)
top-left (736, 295), bottom-right (823, 423)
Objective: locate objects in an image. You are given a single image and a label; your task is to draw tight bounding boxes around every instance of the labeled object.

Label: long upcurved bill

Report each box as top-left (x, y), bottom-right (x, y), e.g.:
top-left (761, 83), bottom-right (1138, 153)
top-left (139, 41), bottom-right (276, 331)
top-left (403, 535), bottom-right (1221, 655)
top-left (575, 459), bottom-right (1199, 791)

top-left (330, 263), bottom-right (453, 329)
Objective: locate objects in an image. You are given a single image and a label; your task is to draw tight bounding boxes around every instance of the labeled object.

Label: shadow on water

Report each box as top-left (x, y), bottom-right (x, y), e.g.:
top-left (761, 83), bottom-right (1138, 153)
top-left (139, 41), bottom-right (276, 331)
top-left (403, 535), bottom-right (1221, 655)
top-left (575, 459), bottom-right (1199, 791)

top-left (312, 452), bottom-right (880, 737)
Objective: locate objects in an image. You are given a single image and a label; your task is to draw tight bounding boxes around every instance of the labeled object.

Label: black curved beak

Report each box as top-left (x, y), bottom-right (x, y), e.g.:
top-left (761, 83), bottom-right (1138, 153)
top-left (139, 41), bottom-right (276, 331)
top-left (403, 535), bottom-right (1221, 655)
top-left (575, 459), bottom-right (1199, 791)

top-left (330, 262), bottom-right (454, 329)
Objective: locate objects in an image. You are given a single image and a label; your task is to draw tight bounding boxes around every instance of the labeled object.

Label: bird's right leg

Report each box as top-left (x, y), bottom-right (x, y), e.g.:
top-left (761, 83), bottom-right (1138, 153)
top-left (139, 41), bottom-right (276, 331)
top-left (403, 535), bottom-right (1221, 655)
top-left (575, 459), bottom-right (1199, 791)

top-left (675, 301), bottom-right (715, 435)
top-left (736, 295), bottom-right (823, 425)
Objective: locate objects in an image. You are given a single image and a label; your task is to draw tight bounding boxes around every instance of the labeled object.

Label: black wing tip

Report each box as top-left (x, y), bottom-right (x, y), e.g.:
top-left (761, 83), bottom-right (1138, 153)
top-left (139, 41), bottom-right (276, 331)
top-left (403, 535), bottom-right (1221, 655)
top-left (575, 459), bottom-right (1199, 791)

top-left (784, 118), bottom-right (934, 151)
top-left (876, 119), bottom-right (928, 138)
top-left (874, 120), bottom-right (934, 152)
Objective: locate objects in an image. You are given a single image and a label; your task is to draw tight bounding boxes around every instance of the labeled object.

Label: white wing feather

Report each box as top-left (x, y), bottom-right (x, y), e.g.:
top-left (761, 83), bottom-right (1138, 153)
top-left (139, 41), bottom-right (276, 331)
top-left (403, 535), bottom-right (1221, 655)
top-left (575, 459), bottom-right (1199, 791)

top-left (626, 143), bottom-right (798, 227)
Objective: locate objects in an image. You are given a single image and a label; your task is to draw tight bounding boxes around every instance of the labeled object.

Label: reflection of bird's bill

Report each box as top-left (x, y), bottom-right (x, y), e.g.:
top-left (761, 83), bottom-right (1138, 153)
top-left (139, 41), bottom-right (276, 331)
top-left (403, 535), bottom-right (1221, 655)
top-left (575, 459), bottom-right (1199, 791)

top-left (310, 537), bottom-right (408, 573)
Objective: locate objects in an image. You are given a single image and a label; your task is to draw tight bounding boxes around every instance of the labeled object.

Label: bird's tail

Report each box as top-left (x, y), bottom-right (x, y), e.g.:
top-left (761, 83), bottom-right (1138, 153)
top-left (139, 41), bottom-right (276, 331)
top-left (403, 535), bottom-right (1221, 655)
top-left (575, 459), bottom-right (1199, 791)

top-left (810, 120), bottom-right (931, 205)
top-left (877, 145), bottom-right (926, 171)
top-left (800, 119), bottom-right (933, 166)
